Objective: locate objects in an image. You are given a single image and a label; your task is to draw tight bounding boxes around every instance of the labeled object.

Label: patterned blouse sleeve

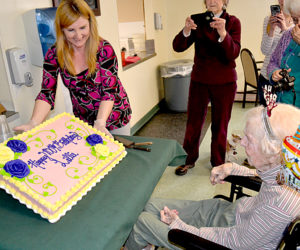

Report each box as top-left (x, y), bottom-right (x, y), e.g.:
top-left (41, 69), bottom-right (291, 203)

top-left (267, 30), bottom-right (292, 79)
top-left (35, 46), bottom-right (59, 109)
top-left (98, 41), bottom-right (120, 101)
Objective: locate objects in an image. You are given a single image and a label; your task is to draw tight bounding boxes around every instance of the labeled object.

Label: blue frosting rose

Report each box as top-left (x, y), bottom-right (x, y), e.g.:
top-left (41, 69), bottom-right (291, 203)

top-left (86, 134), bottom-right (103, 146)
top-left (4, 159), bottom-right (30, 178)
top-left (6, 140), bottom-right (28, 153)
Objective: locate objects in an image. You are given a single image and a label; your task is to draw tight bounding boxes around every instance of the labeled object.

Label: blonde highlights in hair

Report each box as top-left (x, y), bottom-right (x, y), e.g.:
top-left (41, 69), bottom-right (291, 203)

top-left (55, 0), bottom-right (100, 76)
top-left (284, 0), bottom-right (300, 16)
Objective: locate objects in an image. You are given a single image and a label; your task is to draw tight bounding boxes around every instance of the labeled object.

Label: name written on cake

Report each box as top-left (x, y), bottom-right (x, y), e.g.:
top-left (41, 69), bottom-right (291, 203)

top-left (27, 131), bottom-right (82, 169)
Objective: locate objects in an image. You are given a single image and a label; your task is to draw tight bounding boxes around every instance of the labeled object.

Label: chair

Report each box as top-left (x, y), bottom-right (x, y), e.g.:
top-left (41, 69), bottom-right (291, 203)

top-left (168, 215), bottom-right (300, 250)
top-left (213, 175), bottom-right (262, 202)
top-left (240, 48), bottom-right (263, 108)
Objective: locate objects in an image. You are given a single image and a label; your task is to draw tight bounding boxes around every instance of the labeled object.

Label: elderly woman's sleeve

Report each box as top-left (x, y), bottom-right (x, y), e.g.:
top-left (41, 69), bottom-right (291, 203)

top-left (219, 16), bottom-right (241, 61)
top-left (169, 205), bottom-right (292, 249)
top-left (267, 40), bottom-right (283, 79)
top-left (172, 29), bottom-right (195, 52)
top-left (267, 30), bottom-right (292, 79)
top-left (230, 162), bottom-right (257, 176)
top-left (99, 41), bottom-right (120, 101)
top-left (35, 47), bottom-right (59, 109)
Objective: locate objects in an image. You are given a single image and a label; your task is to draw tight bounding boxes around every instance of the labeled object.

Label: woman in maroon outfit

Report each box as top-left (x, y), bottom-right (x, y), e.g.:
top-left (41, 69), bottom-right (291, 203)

top-left (173, 0), bottom-right (241, 175)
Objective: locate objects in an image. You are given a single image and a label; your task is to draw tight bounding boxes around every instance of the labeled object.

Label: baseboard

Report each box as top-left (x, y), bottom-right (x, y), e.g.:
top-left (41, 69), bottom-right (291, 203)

top-left (131, 102), bottom-right (162, 135)
top-left (234, 91), bottom-right (257, 103)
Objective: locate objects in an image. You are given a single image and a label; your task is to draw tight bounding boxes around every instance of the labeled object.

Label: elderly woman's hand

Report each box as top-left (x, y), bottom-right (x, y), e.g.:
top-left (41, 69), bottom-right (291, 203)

top-left (183, 16), bottom-right (197, 36)
top-left (272, 68), bottom-right (292, 82)
top-left (276, 12), bottom-right (289, 32)
top-left (292, 25), bottom-right (300, 45)
top-left (160, 206), bottom-right (179, 225)
top-left (210, 162), bottom-right (234, 185)
top-left (210, 17), bottom-right (226, 40)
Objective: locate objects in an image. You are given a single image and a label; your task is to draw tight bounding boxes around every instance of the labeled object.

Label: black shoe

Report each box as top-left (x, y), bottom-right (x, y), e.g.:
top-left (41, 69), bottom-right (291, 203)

top-left (175, 164), bottom-right (195, 176)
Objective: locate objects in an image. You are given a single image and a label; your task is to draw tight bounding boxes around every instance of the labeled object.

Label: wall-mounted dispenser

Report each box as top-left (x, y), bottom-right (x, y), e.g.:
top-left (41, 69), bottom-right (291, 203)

top-left (154, 13), bottom-right (163, 30)
top-left (23, 8), bottom-right (57, 67)
top-left (6, 48), bottom-right (33, 87)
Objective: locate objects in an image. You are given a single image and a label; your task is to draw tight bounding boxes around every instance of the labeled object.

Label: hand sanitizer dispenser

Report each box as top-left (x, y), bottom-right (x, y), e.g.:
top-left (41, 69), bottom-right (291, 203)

top-left (6, 48), bottom-right (33, 87)
top-left (23, 8), bottom-right (57, 67)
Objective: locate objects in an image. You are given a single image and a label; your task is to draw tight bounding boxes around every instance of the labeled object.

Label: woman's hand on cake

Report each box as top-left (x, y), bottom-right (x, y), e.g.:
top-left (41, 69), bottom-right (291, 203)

top-left (94, 118), bottom-right (113, 138)
top-left (13, 120), bottom-right (38, 132)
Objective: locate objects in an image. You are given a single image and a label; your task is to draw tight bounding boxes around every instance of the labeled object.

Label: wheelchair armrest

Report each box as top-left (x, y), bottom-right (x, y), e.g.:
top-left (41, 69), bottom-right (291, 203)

top-left (224, 175), bottom-right (262, 192)
top-left (168, 229), bottom-right (231, 250)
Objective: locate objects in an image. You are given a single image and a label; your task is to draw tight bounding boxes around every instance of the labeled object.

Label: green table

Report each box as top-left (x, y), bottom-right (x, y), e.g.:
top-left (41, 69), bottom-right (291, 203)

top-left (0, 136), bottom-right (186, 250)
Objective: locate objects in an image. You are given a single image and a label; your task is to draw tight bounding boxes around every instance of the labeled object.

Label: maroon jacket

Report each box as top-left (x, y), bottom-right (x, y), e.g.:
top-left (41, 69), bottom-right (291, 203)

top-left (173, 11), bottom-right (241, 85)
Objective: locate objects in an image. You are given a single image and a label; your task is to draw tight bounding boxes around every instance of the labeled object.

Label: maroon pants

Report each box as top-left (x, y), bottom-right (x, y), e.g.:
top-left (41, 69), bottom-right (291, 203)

top-left (183, 80), bottom-right (236, 167)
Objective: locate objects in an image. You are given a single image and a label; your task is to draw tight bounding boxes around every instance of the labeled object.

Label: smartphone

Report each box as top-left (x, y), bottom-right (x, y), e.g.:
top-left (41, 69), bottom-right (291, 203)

top-left (270, 5), bottom-right (281, 16)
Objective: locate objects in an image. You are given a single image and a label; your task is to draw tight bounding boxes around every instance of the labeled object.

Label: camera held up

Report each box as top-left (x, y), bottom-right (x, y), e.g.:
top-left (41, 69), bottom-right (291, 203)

top-left (272, 69), bottom-right (295, 93)
top-left (191, 11), bottom-right (214, 27)
top-left (204, 11), bottom-right (214, 23)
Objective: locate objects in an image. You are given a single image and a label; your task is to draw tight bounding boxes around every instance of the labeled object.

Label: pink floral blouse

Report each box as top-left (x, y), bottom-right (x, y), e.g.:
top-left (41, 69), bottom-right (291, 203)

top-left (36, 40), bottom-right (131, 130)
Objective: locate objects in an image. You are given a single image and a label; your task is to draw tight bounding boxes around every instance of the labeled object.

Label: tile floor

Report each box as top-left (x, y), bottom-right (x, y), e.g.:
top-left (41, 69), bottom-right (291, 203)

top-left (150, 102), bottom-right (258, 203)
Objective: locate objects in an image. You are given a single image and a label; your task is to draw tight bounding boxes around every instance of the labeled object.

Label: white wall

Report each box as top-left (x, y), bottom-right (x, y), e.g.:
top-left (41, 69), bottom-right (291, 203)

top-left (164, 0), bottom-right (278, 91)
top-left (0, 0), bottom-right (277, 130)
top-left (0, 0), bottom-right (54, 126)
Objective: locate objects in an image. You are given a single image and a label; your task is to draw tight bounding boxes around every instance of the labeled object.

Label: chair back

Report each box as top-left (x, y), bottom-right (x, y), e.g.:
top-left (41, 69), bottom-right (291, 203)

top-left (240, 48), bottom-right (259, 88)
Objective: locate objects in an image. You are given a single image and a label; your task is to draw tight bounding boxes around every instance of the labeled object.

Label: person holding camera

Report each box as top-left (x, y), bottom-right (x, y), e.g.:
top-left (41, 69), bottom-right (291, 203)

top-left (268, 0), bottom-right (300, 108)
top-left (172, 0), bottom-right (241, 175)
top-left (258, 0), bottom-right (293, 106)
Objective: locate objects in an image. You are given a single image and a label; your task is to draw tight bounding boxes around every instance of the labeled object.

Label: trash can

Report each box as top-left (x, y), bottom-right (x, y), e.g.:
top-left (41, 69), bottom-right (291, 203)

top-left (160, 59), bottom-right (193, 112)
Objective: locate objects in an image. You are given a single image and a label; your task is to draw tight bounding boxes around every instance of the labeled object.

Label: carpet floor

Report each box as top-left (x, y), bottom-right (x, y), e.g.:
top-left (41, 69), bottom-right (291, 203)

top-left (135, 107), bottom-right (211, 146)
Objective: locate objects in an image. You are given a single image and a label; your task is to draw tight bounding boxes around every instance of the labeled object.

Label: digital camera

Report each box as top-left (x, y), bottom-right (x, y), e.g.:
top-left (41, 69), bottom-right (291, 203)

top-left (204, 11), bottom-right (214, 23)
top-left (191, 11), bottom-right (214, 27)
top-left (273, 69), bottom-right (295, 92)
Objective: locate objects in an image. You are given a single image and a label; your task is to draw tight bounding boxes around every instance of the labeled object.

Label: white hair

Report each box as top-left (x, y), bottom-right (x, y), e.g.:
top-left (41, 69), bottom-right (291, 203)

top-left (246, 104), bottom-right (300, 166)
top-left (204, 0), bottom-right (229, 10)
top-left (284, 0), bottom-right (300, 16)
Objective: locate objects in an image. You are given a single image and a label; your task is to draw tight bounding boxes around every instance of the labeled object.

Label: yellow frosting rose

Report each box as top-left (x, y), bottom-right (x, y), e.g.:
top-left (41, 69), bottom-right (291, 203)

top-left (94, 144), bottom-right (110, 157)
top-left (0, 145), bottom-right (15, 165)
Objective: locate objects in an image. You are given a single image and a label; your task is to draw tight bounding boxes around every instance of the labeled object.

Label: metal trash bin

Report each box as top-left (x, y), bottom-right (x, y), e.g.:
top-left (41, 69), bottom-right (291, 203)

top-left (160, 59), bottom-right (193, 112)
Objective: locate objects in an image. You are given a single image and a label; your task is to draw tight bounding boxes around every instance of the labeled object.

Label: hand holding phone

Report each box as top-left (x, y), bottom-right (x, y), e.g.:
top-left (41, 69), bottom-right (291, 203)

top-left (270, 5), bottom-right (281, 16)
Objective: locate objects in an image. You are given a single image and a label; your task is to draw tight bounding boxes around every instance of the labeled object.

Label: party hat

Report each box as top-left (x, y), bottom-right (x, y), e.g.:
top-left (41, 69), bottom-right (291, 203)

top-left (277, 125), bottom-right (300, 192)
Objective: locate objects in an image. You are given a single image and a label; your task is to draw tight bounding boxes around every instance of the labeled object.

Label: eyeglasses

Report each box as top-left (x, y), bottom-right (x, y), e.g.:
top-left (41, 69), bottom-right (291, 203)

top-left (292, 16), bottom-right (300, 24)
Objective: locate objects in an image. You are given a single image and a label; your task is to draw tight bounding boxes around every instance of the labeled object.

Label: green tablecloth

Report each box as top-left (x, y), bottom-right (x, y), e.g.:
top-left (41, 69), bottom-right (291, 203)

top-left (0, 136), bottom-right (186, 250)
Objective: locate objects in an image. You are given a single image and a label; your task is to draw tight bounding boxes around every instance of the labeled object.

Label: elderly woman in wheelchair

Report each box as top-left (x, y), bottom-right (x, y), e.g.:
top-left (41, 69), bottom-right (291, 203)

top-left (124, 103), bottom-right (300, 250)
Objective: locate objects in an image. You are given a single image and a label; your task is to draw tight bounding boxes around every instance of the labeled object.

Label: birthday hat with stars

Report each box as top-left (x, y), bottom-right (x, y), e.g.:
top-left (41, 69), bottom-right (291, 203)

top-left (277, 125), bottom-right (300, 192)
